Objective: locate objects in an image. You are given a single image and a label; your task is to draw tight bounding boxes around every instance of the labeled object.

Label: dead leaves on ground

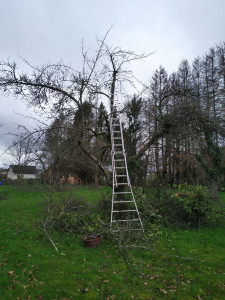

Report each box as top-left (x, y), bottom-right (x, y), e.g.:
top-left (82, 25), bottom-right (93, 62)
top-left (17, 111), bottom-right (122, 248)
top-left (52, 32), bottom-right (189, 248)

top-left (8, 270), bottom-right (15, 276)
top-left (1, 258), bottom-right (8, 266)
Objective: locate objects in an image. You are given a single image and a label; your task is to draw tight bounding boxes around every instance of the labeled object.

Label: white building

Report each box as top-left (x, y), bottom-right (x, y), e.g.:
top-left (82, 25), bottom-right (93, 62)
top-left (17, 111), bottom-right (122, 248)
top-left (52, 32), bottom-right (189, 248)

top-left (7, 165), bottom-right (38, 180)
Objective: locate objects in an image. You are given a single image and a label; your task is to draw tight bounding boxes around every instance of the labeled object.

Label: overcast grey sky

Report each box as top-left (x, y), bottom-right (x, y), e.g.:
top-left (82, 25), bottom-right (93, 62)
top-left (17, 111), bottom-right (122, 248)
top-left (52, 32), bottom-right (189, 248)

top-left (0, 0), bottom-right (225, 166)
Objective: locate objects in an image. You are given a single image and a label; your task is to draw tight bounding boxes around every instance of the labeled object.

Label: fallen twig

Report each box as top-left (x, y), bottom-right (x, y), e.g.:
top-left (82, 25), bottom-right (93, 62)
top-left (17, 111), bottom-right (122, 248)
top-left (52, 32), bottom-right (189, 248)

top-left (47, 185), bottom-right (60, 196)
top-left (43, 229), bottom-right (58, 252)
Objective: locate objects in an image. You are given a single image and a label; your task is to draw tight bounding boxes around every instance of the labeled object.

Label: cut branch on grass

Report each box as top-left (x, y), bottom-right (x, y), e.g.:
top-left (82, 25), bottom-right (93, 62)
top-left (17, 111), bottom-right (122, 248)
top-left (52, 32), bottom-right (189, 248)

top-left (43, 228), bottom-right (58, 252)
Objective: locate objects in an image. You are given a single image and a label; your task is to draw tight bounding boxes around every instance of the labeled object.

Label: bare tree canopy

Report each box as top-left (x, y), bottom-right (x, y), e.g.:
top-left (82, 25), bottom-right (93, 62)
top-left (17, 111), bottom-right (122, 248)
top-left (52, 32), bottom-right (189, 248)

top-left (0, 33), bottom-right (152, 185)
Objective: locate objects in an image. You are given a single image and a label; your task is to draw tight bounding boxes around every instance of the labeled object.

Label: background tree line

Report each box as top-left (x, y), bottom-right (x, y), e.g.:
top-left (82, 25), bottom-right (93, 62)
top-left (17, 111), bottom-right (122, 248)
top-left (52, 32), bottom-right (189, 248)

top-left (124, 43), bottom-right (225, 189)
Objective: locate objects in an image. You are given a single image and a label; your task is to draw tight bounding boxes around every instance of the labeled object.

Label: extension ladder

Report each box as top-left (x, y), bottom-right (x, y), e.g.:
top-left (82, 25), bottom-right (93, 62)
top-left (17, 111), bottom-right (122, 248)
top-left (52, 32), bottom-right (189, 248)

top-left (109, 102), bottom-right (144, 232)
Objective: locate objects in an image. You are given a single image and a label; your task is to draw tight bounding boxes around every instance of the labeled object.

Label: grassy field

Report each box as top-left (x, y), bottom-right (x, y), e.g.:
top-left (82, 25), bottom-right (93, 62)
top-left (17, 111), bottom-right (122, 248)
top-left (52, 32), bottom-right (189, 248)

top-left (0, 184), bottom-right (224, 299)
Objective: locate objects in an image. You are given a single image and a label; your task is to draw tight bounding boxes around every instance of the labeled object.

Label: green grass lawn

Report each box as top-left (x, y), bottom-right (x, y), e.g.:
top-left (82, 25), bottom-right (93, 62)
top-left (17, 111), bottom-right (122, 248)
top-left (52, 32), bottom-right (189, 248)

top-left (0, 184), bottom-right (224, 299)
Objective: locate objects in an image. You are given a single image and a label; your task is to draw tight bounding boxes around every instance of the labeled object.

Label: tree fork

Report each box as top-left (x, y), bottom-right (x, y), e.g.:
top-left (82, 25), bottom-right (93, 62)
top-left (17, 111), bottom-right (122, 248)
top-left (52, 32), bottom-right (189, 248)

top-left (78, 140), bottom-right (112, 187)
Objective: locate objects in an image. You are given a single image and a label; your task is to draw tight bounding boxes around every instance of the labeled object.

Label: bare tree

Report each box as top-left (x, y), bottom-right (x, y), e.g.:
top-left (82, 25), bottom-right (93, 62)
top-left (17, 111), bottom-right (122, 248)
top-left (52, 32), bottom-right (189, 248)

top-left (4, 130), bottom-right (36, 166)
top-left (0, 32), bottom-right (151, 185)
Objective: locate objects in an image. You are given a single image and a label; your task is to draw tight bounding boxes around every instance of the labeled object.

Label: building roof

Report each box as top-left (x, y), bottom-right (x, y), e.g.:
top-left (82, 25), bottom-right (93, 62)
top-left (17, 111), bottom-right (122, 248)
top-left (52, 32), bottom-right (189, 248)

top-left (9, 165), bottom-right (37, 175)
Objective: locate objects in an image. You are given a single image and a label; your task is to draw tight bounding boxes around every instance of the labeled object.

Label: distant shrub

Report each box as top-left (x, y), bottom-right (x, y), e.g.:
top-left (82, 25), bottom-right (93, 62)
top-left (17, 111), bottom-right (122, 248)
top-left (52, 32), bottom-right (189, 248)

top-left (170, 183), bottom-right (213, 227)
top-left (134, 187), bottom-right (162, 224)
top-left (143, 183), bottom-right (225, 228)
top-left (6, 178), bottom-right (41, 186)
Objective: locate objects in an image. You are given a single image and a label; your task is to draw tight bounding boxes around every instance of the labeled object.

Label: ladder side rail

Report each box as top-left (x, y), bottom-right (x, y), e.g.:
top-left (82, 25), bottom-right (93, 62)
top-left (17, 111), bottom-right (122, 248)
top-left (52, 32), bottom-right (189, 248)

top-left (130, 186), bottom-right (144, 232)
top-left (110, 97), bottom-right (119, 230)
top-left (112, 150), bottom-right (117, 187)
top-left (119, 115), bottom-right (131, 187)
top-left (109, 114), bottom-right (116, 229)
top-left (109, 115), bottom-right (117, 188)
top-left (110, 164), bottom-right (115, 228)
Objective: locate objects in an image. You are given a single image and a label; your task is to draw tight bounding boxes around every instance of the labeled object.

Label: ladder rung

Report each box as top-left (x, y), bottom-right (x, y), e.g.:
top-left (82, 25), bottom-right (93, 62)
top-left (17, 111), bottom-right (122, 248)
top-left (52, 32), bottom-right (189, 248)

top-left (112, 229), bottom-right (143, 232)
top-left (113, 131), bottom-right (121, 133)
top-left (115, 167), bottom-right (126, 169)
top-left (116, 175), bottom-right (127, 177)
top-left (114, 144), bottom-right (122, 146)
top-left (114, 192), bottom-right (132, 194)
top-left (114, 137), bottom-right (121, 139)
top-left (114, 151), bottom-right (123, 154)
top-left (112, 219), bottom-right (140, 223)
top-left (116, 183), bottom-right (128, 185)
top-left (112, 124), bottom-right (120, 126)
top-left (114, 200), bottom-right (134, 203)
top-left (114, 159), bottom-right (125, 162)
top-left (113, 210), bottom-right (137, 213)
